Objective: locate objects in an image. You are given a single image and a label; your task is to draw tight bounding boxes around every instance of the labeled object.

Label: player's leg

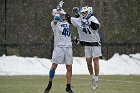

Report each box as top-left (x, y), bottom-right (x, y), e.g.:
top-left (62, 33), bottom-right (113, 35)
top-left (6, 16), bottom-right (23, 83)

top-left (44, 47), bottom-right (61, 93)
top-left (92, 46), bottom-right (101, 79)
top-left (65, 65), bottom-right (73, 93)
top-left (90, 57), bottom-right (99, 90)
top-left (86, 57), bottom-right (93, 76)
top-left (65, 47), bottom-right (73, 93)
top-left (93, 57), bottom-right (99, 78)
top-left (85, 46), bottom-right (98, 89)
top-left (91, 46), bottom-right (102, 90)
top-left (44, 63), bottom-right (58, 93)
top-left (85, 46), bottom-right (93, 76)
top-left (49, 63), bottom-right (58, 81)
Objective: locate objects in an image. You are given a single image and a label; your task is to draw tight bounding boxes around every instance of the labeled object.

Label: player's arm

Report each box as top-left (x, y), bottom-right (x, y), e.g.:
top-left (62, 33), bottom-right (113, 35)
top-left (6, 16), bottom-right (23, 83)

top-left (89, 22), bottom-right (100, 30)
top-left (89, 16), bottom-right (100, 30)
top-left (65, 13), bottom-right (79, 28)
top-left (51, 21), bottom-right (56, 32)
top-left (64, 7), bottom-right (80, 25)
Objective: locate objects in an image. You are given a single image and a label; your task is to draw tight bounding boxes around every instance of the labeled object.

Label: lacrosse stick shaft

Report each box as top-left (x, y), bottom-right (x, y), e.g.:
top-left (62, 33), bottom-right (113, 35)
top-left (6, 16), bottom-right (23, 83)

top-left (87, 27), bottom-right (101, 46)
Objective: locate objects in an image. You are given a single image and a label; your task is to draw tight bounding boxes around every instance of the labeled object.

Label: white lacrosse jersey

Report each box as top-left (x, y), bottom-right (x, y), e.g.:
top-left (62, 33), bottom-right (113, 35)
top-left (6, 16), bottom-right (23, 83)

top-left (71, 16), bottom-right (100, 42)
top-left (51, 21), bottom-right (72, 47)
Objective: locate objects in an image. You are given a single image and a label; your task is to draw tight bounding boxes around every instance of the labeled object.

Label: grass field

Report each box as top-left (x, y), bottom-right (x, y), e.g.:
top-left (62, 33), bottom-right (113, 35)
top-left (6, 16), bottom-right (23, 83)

top-left (0, 75), bottom-right (140, 93)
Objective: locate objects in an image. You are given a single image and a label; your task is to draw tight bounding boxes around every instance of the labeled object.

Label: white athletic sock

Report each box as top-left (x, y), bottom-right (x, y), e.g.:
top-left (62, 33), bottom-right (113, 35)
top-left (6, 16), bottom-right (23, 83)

top-left (94, 76), bottom-right (98, 81)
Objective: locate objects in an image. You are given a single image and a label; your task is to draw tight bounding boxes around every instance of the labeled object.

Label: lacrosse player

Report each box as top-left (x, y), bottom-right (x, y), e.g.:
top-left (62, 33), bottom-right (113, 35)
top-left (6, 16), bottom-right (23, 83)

top-left (70, 6), bottom-right (102, 90)
top-left (44, 1), bottom-right (73, 93)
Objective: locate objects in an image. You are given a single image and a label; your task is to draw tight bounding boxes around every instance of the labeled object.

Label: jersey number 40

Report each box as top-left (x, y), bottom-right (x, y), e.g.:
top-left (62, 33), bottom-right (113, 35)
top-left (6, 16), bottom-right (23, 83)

top-left (62, 28), bottom-right (71, 37)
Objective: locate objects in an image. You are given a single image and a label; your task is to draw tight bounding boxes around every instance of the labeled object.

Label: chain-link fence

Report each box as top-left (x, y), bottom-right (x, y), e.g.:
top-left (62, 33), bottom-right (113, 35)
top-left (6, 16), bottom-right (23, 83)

top-left (0, 0), bottom-right (140, 59)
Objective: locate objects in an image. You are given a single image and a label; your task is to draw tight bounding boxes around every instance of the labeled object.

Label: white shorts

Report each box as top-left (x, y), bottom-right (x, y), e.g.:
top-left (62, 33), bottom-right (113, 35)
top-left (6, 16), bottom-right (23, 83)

top-left (51, 47), bottom-right (73, 65)
top-left (85, 46), bottom-right (102, 58)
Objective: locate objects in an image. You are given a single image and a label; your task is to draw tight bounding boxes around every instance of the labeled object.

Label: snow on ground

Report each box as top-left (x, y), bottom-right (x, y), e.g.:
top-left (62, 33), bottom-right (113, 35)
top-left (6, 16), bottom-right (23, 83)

top-left (0, 53), bottom-right (140, 76)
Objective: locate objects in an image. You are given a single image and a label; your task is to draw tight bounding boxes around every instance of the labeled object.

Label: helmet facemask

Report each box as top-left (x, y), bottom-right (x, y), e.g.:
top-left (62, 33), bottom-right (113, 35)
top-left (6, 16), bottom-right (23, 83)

top-left (79, 6), bottom-right (93, 19)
